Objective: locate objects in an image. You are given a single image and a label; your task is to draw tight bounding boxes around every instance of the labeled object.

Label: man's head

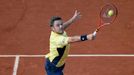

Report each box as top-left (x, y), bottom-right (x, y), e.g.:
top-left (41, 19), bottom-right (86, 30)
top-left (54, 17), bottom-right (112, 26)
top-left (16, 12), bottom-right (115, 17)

top-left (50, 16), bottom-right (64, 34)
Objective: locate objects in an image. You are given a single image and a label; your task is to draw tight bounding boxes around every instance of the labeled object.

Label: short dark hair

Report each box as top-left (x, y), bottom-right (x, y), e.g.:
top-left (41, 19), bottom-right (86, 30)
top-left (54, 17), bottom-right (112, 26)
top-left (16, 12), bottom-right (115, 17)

top-left (49, 16), bottom-right (62, 27)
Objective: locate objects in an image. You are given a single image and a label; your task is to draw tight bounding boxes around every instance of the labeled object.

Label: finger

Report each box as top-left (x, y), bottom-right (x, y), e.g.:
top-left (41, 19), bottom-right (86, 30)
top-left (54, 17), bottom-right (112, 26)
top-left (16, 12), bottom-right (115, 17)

top-left (77, 12), bottom-right (81, 15)
top-left (75, 10), bottom-right (78, 14)
top-left (75, 10), bottom-right (81, 15)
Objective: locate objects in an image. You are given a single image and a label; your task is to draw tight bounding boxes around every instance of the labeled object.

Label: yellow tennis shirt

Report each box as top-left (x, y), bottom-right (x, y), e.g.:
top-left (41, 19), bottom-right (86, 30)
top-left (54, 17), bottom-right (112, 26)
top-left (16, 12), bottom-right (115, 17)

top-left (46, 31), bottom-right (70, 67)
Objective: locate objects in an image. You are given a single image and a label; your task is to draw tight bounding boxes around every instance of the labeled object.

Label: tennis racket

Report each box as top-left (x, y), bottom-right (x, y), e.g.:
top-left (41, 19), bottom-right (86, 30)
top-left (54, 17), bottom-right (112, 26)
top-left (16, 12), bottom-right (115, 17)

top-left (95, 3), bottom-right (118, 32)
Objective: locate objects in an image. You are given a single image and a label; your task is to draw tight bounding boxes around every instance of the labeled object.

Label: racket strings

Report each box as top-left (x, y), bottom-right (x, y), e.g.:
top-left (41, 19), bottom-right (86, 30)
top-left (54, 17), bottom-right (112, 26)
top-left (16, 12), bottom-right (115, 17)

top-left (100, 4), bottom-right (118, 23)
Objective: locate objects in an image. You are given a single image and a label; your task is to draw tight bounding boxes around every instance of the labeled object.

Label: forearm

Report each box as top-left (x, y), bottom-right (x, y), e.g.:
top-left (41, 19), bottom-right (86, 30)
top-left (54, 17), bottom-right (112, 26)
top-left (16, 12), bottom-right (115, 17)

top-left (68, 32), bottom-right (96, 43)
top-left (68, 36), bottom-right (81, 43)
top-left (62, 16), bottom-right (77, 29)
top-left (62, 10), bottom-right (81, 30)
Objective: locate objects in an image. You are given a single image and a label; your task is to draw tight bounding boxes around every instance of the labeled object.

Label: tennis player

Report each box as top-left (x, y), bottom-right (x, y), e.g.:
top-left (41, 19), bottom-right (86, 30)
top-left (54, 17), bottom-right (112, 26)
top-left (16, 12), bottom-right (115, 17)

top-left (45, 10), bottom-right (97, 75)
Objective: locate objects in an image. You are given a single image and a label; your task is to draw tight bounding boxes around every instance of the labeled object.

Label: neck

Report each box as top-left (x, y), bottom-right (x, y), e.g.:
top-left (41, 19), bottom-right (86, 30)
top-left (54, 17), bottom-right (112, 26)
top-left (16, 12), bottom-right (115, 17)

top-left (52, 31), bottom-right (64, 34)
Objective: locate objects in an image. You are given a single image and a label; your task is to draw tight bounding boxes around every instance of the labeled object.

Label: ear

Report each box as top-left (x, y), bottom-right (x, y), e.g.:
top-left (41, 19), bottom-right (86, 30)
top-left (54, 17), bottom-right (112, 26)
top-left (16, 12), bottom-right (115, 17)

top-left (51, 27), bottom-right (55, 31)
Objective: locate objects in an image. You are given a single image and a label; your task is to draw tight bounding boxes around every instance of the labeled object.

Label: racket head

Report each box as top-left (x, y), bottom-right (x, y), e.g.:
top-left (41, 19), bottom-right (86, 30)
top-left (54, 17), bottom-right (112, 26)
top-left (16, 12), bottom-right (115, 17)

top-left (96, 3), bottom-right (118, 32)
top-left (100, 3), bottom-right (118, 25)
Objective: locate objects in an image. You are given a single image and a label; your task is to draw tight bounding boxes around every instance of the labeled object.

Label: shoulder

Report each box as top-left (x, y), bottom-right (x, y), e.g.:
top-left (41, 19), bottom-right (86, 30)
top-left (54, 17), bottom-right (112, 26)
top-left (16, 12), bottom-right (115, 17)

top-left (50, 31), bottom-right (69, 47)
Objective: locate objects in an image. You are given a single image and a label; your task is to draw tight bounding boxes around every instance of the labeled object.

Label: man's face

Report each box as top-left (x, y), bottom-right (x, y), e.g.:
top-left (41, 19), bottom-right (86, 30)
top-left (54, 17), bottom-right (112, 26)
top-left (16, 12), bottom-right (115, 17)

top-left (52, 20), bottom-right (63, 34)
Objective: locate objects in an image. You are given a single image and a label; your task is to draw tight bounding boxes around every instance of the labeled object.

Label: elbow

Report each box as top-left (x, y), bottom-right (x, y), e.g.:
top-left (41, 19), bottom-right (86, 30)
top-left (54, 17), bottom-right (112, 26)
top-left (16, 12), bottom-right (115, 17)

top-left (68, 37), bottom-right (81, 43)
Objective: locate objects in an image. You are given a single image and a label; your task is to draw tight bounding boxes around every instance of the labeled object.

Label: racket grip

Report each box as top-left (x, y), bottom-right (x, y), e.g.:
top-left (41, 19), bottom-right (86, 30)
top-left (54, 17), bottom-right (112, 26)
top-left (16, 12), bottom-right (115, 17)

top-left (92, 31), bottom-right (97, 40)
top-left (93, 31), bottom-right (97, 36)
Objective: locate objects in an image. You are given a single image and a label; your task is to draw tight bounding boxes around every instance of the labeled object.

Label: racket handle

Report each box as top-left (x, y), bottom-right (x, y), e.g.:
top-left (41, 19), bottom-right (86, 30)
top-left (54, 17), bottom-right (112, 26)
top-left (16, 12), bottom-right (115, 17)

top-left (96, 23), bottom-right (110, 32)
top-left (93, 31), bottom-right (97, 36)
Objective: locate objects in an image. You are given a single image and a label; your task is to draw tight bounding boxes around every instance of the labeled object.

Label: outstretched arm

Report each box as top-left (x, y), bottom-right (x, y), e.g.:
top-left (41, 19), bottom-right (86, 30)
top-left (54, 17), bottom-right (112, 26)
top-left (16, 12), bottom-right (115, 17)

top-left (67, 31), bottom-right (97, 43)
top-left (67, 22), bottom-right (111, 43)
top-left (62, 10), bottom-right (81, 30)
